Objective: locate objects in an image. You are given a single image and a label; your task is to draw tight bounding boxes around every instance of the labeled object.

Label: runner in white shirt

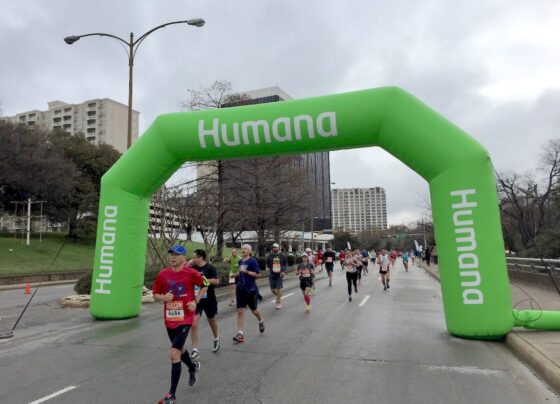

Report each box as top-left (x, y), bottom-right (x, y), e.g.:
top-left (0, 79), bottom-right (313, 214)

top-left (378, 249), bottom-right (391, 291)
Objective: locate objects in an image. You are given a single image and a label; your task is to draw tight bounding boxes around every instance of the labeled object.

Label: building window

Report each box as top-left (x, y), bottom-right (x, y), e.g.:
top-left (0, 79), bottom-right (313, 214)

top-left (64, 107), bottom-right (72, 112)
top-left (88, 102), bottom-right (96, 108)
top-left (87, 119), bottom-right (96, 125)
top-left (53, 117), bottom-right (61, 123)
top-left (87, 128), bottom-right (96, 133)
top-left (19, 115), bottom-right (26, 121)
top-left (63, 115), bottom-right (72, 121)
top-left (87, 110), bottom-right (96, 116)
top-left (54, 110), bottom-right (61, 115)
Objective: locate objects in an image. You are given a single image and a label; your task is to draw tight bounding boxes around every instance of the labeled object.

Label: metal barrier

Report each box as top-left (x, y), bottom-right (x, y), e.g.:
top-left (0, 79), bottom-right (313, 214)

top-left (507, 256), bottom-right (560, 295)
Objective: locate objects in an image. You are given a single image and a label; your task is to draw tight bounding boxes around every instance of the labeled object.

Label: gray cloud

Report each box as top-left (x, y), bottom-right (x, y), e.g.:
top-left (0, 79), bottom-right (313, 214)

top-left (1, 0), bottom-right (558, 226)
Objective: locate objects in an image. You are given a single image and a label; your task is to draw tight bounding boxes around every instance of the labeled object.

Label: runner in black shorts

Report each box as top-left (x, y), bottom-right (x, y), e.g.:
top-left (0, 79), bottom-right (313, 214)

top-left (189, 249), bottom-right (221, 360)
top-left (323, 246), bottom-right (336, 287)
top-left (297, 255), bottom-right (315, 312)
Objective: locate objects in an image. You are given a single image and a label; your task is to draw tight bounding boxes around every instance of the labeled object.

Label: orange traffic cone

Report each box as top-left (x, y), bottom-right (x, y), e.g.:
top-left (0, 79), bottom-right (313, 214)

top-left (24, 282), bottom-right (31, 294)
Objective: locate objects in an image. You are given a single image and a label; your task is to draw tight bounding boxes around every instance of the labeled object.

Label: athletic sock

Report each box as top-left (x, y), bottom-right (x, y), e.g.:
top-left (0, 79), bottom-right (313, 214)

top-left (170, 362), bottom-right (181, 395)
top-left (181, 351), bottom-right (194, 371)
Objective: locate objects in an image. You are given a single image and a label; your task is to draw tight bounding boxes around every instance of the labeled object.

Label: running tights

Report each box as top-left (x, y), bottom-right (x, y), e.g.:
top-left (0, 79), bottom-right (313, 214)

top-left (346, 272), bottom-right (358, 295)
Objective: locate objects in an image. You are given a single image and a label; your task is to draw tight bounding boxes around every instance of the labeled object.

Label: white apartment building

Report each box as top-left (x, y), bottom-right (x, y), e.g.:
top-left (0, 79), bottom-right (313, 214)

top-left (332, 187), bottom-right (387, 233)
top-left (0, 98), bottom-right (139, 153)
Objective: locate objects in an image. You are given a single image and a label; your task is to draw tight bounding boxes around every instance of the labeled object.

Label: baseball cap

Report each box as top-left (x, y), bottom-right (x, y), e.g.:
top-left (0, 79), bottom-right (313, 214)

top-left (272, 243), bottom-right (280, 248)
top-left (168, 245), bottom-right (187, 255)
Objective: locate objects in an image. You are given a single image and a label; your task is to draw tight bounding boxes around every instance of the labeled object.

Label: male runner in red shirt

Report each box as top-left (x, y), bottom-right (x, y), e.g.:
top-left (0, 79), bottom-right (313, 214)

top-left (153, 245), bottom-right (209, 404)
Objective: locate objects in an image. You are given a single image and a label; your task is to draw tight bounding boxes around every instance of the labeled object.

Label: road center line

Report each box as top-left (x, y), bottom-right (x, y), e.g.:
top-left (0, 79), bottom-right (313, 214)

top-left (359, 295), bottom-right (370, 307)
top-left (270, 292), bottom-right (295, 303)
top-left (28, 385), bottom-right (78, 404)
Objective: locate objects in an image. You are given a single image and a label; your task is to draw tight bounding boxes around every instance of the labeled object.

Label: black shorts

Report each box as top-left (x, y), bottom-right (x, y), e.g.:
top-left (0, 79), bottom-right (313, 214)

top-left (300, 278), bottom-right (313, 290)
top-left (195, 298), bottom-right (218, 319)
top-left (166, 324), bottom-right (192, 350)
top-left (325, 263), bottom-right (334, 272)
top-left (363, 260), bottom-right (369, 267)
top-left (236, 288), bottom-right (258, 311)
top-left (380, 269), bottom-right (388, 275)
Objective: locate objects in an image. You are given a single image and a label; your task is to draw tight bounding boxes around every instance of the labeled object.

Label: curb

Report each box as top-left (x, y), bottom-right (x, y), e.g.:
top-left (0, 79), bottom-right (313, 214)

top-left (506, 332), bottom-right (560, 395)
top-left (0, 279), bottom-right (77, 292)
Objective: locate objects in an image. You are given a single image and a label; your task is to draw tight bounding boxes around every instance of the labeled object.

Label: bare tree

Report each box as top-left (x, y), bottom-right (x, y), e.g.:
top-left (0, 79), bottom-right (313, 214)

top-left (496, 139), bottom-right (560, 252)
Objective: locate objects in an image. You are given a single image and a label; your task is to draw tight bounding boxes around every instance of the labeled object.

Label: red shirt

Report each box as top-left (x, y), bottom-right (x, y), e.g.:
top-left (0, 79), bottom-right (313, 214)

top-left (152, 266), bottom-right (204, 329)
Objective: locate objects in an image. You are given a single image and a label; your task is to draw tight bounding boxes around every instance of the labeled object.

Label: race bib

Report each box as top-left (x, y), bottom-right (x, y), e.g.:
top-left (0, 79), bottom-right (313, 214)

top-left (194, 285), bottom-right (207, 299)
top-left (272, 263), bottom-right (281, 273)
top-left (327, 257), bottom-right (333, 263)
top-left (165, 301), bottom-right (184, 322)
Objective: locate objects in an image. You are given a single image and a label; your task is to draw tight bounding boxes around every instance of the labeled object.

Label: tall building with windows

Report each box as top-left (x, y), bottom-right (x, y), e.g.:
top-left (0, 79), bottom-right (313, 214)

top-left (0, 98), bottom-right (139, 153)
top-left (332, 187), bottom-right (387, 232)
top-left (197, 86), bottom-right (332, 230)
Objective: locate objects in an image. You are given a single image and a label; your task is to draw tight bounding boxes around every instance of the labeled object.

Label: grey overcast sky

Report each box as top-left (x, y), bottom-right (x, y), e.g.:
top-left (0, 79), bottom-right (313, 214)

top-left (1, 1), bottom-right (559, 226)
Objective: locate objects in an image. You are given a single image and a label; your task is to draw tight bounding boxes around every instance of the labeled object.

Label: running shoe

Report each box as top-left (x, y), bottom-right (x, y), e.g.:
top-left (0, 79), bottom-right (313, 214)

top-left (348, 296), bottom-right (352, 302)
top-left (188, 361), bottom-right (201, 387)
top-left (329, 281), bottom-right (332, 287)
top-left (387, 283), bottom-right (390, 289)
top-left (233, 332), bottom-right (244, 343)
top-left (212, 336), bottom-right (221, 353)
top-left (259, 321), bottom-right (265, 334)
top-left (158, 393), bottom-right (176, 404)
top-left (190, 348), bottom-right (200, 360)
top-left (276, 303), bottom-right (282, 309)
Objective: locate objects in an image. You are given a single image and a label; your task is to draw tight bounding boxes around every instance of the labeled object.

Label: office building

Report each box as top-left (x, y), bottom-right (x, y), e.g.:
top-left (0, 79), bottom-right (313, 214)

top-left (0, 98), bottom-right (139, 153)
top-left (332, 187), bottom-right (387, 232)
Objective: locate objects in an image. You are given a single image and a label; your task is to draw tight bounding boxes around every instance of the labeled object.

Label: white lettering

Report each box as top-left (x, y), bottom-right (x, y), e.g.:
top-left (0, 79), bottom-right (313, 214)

top-left (455, 227), bottom-right (477, 252)
top-left (272, 117), bottom-right (292, 142)
top-left (294, 115), bottom-right (314, 140)
top-left (450, 189), bottom-right (477, 209)
top-left (221, 123), bottom-right (241, 146)
top-left (198, 119), bottom-right (220, 148)
top-left (316, 112), bottom-right (337, 137)
top-left (463, 289), bottom-right (483, 304)
top-left (94, 278), bottom-right (112, 295)
top-left (458, 253), bottom-right (478, 269)
top-left (242, 120), bottom-right (271, 144)
top-left (94, 206), bottom-right (118, 295)
top-left (451, 189), bottom-right (482, 305)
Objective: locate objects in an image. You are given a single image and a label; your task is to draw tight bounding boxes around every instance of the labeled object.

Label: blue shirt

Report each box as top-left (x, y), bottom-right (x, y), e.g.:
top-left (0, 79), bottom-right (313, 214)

top-left (237, 257), bottom-right (260, 292)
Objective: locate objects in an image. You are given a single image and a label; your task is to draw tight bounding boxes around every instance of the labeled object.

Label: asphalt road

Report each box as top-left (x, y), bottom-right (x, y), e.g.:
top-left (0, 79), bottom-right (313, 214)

top-left (0, 263), bottom-right (558, 403)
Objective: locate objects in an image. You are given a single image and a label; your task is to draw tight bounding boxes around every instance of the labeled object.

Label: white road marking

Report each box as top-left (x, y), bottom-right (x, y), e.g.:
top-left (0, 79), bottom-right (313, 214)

top-left (358, 295), bottom-right (370, 307)
top-left (28, 385), bottom-right (78, 403)
top-left (270, 292), bottom-right (295, 303)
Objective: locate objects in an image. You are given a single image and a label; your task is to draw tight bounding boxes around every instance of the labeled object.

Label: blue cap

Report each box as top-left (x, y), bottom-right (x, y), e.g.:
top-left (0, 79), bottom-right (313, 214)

top-left (168, 245), bottom-right (187, 255)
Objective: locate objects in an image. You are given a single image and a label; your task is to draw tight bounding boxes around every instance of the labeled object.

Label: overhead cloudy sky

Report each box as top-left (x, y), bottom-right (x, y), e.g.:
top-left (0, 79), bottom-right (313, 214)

top-left (2, 1), bottom-right (559, 226)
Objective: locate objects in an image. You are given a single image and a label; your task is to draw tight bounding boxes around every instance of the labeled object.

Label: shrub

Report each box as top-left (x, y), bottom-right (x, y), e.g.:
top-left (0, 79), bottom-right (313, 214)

top-left (286, 254), bottom-right (296, 266)
top-left (256, 256), bottom-right (267, 271)
top-left (74, 271), bottom-right (92, 294)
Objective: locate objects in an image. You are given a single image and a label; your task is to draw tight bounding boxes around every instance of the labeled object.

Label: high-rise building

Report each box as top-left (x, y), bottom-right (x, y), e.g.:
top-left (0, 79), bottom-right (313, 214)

top-left (332, 187), bottom-right (387, 232)
top-left (197, 86), bottom-right (332, 230)
top-left (0, 98), bottom-right (139, 153)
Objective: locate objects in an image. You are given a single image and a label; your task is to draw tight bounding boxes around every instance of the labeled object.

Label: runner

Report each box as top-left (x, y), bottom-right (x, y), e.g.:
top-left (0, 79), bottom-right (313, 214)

top-left (410, 249), bottom-right (416, 266)
top-left (338, 250), bottom-right (346, 270)
top-left (233, 244), bottom-right (265, 343)
top-left (189, 249), bottom-right (221, 361)
top-left (355, 249), bottom-right (363, 286)
top-left (343, 250), bottom-right (360, 301)
top-left (323, 245), bottom-right (336, 286)
top-left (153, 245), bottom-right (206, 404)
top-left (389, 250), bottom-right (398, 268)
top-left (378, 249), bottom-right (391, 290)
top-left (316, 248), bottom-right (324, 272)
top-left (266, 242), bottom-right (288, 309)
top-left (402, 250), bottom-right (409, 272)
top-left (360, 249), bottom-right (369, 275)
top-left (297, 254), bottom-right (315, 312)
top-left (370, 249), bottom-right (377, 265)
top-left (223, 248), bottom-right (239, 306)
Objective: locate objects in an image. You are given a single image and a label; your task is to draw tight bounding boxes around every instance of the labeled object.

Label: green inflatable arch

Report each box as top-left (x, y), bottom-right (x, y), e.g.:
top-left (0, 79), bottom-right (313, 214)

top-left (90, 87), bottom-right (560, 339)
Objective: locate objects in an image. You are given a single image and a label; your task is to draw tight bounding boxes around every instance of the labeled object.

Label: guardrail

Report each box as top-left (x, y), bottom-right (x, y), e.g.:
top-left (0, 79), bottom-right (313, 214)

top-left (507, 257), bottom-right (560, 295)
top-left (506, 257), bottom-right (560, 273)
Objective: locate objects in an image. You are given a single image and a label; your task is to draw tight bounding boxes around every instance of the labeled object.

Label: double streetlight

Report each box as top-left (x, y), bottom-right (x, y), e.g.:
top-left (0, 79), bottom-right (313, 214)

top-left (64, 18), bottom-right (205, 149)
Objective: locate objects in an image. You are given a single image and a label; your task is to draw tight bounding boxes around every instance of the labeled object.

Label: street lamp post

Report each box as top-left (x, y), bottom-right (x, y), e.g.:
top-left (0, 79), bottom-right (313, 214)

top-left (64, 18), bottom-right (205, 149)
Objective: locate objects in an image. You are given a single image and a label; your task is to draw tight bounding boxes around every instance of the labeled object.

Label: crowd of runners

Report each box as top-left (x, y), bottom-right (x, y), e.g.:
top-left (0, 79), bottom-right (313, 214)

top-left (152, 243), bottom-right (420, 403)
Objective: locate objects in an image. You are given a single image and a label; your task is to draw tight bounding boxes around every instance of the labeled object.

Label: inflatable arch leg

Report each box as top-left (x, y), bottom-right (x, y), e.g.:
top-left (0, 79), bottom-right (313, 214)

top-left (90, 87), bottom-right (559, 339)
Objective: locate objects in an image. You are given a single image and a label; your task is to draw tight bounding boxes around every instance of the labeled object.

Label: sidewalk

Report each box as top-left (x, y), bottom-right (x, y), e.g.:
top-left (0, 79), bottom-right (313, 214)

top-left (418, 261), bottom-right (560, 394)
